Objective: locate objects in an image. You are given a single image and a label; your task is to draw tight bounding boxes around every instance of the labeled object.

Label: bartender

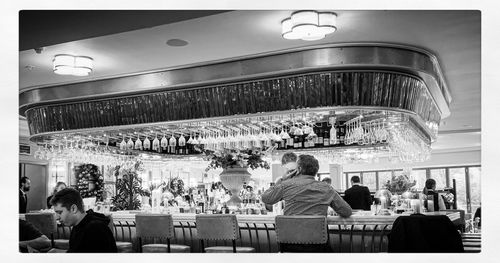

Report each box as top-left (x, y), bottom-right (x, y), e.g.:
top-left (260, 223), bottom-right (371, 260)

top-left (343, 176), bottom-right (372, 211)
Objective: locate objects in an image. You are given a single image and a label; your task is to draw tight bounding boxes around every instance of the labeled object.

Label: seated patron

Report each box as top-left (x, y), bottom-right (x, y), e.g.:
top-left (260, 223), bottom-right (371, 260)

top-left (49, 188), bottom-right (117, 253)
top-left (422, 179), bottom-right (446, 211)
top-left (19, 219), bottom-right (51, 253)
top-left (343, 176), bottom-right (372, 211)
top-left (46, 181), bottom-right (67, 208)
top-left (262, 154), bottom-right (352, 217)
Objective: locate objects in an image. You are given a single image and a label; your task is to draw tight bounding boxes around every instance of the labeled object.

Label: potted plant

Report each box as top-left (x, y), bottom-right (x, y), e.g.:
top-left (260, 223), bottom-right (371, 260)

top-left (204, 148), bottom-right (270, 206)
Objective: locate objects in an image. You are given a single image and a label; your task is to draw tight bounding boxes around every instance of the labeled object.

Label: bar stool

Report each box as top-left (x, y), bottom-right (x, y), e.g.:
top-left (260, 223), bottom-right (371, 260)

top-left (274, 215), bottom-right (331, 253)
top-left (105, 214), bottom-right (134, 252)
top-left (135, 214), bottom-right (190, 253)
top-left (25, 213), bottom-right (58, 248)
top-left (195, 214), bottom-right (255, 253)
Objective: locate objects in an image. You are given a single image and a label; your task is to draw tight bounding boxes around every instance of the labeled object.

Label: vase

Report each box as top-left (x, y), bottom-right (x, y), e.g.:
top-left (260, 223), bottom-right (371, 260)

top-left (219, 167), bottom-right (251, 207)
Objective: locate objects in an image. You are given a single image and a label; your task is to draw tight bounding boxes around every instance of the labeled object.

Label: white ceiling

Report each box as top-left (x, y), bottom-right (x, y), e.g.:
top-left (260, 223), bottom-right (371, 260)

top-left (18, 10), bottom-right (481, 152)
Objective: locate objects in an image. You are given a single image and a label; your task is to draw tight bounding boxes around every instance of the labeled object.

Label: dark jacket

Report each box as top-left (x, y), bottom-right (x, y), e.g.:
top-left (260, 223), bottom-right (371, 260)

top-left (343, 185), bottom-right (372, 211)
top-left (68, 210), bottom-right (117, 253)
top-left (19, 189), bottom-right (27, 214)
top-left (388, 214), bottom-right (464, 252)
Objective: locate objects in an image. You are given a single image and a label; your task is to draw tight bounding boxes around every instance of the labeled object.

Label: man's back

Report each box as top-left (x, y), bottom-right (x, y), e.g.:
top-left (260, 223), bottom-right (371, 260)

top-left (262, 174), bottom-right (351, 216)
top-left (344, 185), bottom-right (372, 211)
top-left (68, 210), bottom-right (117, 253)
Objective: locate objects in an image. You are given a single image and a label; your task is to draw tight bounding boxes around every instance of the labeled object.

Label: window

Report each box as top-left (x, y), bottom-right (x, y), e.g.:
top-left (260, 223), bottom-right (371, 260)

top-left (378, 171), bottom-right (392, 190)
top-left (430, 168), bottom-right (447, 189)
top-left (449, 168), bottom-right (467, 210)
top-left (469, 167), bottom-right (481, 214)
top-left (411, 169), bottom-right (427, 190)
top-left (362, 172), bottom-right (376, 191)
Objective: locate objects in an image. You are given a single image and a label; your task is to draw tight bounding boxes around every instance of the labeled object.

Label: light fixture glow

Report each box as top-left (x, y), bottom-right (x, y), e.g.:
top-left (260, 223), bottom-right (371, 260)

top-left (281, 10), bottom-right (337, 41)
top-left (53, 54), bottom-right (93, 76)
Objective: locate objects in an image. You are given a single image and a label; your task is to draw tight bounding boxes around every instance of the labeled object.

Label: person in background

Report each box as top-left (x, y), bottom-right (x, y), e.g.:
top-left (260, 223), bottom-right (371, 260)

top-left (343, 176), bottom-right (372, 211)
top-left (262, 154), bottom-right (352, 217)
top-left (19, 219), bottom-right (51, 253)
top-left (49, 188), bottom-right (117, 253)
top-left (19, 176), bottom-right (31, 213)
top-left (473, 206), bottom-right (481, 229)
top-left (422, 179), bottom-right (446, 211)
top-left (321, 177), bottom-right (332, 185)
top-left (46, 182), bottom-right (67, 208)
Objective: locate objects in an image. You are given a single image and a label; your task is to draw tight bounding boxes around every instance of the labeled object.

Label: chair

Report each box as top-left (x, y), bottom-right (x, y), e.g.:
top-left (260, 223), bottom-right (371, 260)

top-left (388, 214), bottom-right (464, 252)
top-left (274, 215), bottom-right (331, 253)
top-left (25, 213), bottom-right (58, 248)
top-left (135, 214), bottom-right (190, 253)
top-left (105, 214), bottom-right (134, 253)
top-left (195, 214), bottom-right (255, 253)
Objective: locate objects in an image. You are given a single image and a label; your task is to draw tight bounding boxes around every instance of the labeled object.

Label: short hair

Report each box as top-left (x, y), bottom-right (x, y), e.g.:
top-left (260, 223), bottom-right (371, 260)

top-left (296, 154), bottom-right (319, 176)
top-left (351, 176), bottom-right (361, 183)
top-left (322, 177), bottom-right (332, 184)
top-left (281, 152), bottom-right (298, 165)
top-left (53, 182), bottom-right (67, 194)
top-left (20, 176), bottom-right (30, 188)
top-left (425, 178), bottom-right (436, 190)
top-left (50, 188), bottom-right (84, 212)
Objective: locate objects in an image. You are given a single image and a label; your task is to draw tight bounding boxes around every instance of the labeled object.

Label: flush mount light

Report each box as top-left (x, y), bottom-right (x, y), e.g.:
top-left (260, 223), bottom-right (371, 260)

top-left (282, 10), bottom-right (337, 41)
top-left (53, 54), bottom-right (93, 76)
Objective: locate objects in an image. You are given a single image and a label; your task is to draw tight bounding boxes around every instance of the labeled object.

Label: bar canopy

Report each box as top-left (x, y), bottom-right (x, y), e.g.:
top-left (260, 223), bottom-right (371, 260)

top-left (19, 43), bottom-right (451, 164)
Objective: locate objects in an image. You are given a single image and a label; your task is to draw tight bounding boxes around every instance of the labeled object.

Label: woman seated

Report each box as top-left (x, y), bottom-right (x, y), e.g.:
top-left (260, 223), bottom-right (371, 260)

top-left (422, 179), bottom-right (447, 211)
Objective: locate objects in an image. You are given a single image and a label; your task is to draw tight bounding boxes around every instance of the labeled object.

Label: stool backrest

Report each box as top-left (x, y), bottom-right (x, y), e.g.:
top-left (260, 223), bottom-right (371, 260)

top-left (25, 213), bottom-right (57, 237)
top-left (135, 213), bottom-right (175, 239)
top-left (195, 214), bottom-right (240, 240)
top-left (275, 215), bottom-right (328, 244)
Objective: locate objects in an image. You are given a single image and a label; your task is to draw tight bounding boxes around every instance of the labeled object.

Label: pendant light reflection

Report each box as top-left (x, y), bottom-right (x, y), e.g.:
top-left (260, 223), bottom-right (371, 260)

top-left (53, 54), bottom-right (93, 76)
top-left (282, 11), bottom-right (337, 41)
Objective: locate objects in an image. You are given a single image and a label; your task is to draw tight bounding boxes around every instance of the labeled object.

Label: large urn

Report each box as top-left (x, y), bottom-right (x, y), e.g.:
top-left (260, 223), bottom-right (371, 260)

top-left (219, 167), bottom-right (251, 207)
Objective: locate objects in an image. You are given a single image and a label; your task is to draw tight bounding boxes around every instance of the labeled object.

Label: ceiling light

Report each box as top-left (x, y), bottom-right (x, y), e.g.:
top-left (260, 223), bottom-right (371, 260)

top-left (53, 54), bottom-right (93, 76)
top-left (282, 11), bottom-right (337, 41)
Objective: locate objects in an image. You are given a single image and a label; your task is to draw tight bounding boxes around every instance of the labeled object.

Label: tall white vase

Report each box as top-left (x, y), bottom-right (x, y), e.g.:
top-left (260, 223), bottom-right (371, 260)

top-left (219, 167), bottom-right (251, 207)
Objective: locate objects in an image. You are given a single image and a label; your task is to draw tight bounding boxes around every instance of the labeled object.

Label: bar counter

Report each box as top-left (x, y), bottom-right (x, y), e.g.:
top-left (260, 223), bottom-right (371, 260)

top-left (20, 211), bottom-right (459, 253)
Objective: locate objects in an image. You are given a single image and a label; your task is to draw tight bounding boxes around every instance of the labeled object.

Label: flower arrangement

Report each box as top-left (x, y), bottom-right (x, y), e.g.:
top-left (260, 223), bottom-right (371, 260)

top-left (203, 148), bottom-right (271, 171)
top-left (382, 173), bottom-right (417, 195)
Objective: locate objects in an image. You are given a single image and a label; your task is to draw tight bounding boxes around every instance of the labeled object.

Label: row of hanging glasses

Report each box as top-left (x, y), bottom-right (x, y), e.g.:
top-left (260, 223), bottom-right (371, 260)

top-left (31, 110), bottom-right (432, 164)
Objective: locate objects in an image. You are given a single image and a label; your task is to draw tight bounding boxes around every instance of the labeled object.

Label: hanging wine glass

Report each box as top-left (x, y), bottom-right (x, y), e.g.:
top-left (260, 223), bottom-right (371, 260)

top-left (143, 136), bottom-right (151, 150)
top-left (152, 134), bottom-right (160, 151)
top-left (134, 134), bottom-right (142, 150)
top-left (127, 137), bottom-right (134, 150)
top-left (161, 134), bottom-right (168, 149)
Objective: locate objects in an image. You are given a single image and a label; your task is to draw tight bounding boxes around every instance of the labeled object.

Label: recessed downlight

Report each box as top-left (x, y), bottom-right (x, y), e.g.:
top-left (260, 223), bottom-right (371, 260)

top-left (166, 39), bottom-right (189, 47)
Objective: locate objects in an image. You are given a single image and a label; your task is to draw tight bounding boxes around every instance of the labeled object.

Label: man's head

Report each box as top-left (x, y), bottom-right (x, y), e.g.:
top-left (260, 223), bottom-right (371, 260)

top-left (322, 177), bottom-right (332, 185)
top-left (281, 152), bottom-right (298, 165)
top-left (296, 154), bottom-right (319, 176)
top-left (20, 176), bottom-right (31, 192)
top-left (425, 178), bottom-right (436, 190)
top-left (50, 188), bottom-right (85, 226)
top-left (351, 176), bottom-right (361, 185)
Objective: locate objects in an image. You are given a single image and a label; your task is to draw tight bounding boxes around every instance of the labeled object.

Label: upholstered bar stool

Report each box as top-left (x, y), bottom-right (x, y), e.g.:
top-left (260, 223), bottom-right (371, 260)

top-left (195, 214), bottom-right (255, 253)
top-left (275, 215), bottom-right (331, 253)
top-left (135, 214), bottom-right (190, 253)
top-left (105, 214), bottom-right (134, 252)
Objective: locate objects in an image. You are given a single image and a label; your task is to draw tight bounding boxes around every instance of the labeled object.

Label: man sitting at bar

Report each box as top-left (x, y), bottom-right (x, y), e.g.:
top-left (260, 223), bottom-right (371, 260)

top-left (19, 219), bottom-right (52, 253)
top-left (49, 188), bottom-right (117, 253)
top-left (343, 176), bottom-right (372, 211)
top-left (262, 154), bottom-right (352, 217)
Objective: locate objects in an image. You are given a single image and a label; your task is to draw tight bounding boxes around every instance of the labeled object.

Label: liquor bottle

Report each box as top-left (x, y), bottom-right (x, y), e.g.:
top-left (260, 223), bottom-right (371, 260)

top-left (316, 123), bottom-right (324, 147)
top-left (339, 123), bottom-right (345, 145)
top-left (323, 123), bottom-right (330, 147)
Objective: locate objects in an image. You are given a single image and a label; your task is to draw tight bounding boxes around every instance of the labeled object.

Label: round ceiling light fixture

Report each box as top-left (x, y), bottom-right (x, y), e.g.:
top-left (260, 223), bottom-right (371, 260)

top-left (53, 54), bottom-right (93, 76)
top-left (281, 10), bottom-right (337, 41)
